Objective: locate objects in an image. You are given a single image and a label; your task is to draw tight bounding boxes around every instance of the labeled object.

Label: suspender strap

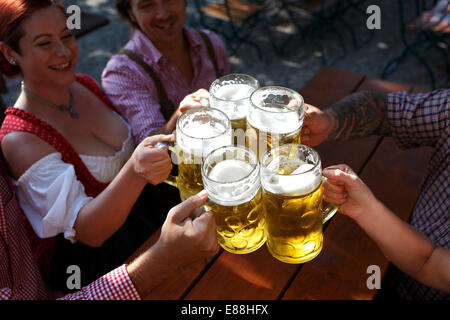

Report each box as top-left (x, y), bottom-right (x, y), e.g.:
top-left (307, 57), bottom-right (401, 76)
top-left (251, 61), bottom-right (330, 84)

top-left (118, 30), bottom-right (221, 121)
top-left (118, 48), bottom-right (176, 122)
top-left (197, 30), bottom-right (221, 78)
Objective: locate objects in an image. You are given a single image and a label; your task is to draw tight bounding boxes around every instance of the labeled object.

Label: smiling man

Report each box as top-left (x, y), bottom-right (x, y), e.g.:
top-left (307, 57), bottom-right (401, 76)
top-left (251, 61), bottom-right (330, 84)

top-left (102, 0), bottom-right (230, 144)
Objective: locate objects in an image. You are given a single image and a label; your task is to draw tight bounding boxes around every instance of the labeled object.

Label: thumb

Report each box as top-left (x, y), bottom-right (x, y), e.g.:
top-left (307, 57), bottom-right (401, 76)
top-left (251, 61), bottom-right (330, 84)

top-left (323, 166), bottom-right (359, 189)
top-left (169, 190), bottom-right (209, 224)
top-left (144, 134), bottom-right (175, 147)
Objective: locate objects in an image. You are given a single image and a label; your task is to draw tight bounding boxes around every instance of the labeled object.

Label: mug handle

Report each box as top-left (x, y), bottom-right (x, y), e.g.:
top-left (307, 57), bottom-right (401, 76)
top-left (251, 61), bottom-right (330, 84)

top-left (154, 141), bottom-right (178, 188)
top-left (322, 177), bottom-right (339, 224)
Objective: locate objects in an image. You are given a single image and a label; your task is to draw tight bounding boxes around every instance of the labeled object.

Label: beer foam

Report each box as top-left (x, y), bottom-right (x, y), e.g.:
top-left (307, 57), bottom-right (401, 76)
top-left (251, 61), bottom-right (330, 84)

top-left (212, 84), bottom-right (255, 120)
top-left (206, 159), bottom-right (260, 206)
top-left (177, 124), bottom-right (230, 157)
top-left (247, 109), bottom-right (301, 134)
top-left (209, 160), bottom-right (254, 183)
top-left (262, 162), bottom-right (321, 196)
top-left (214, 84), bottom-right (255, 101)
top-left (181, 122), bottom-right (224, 139)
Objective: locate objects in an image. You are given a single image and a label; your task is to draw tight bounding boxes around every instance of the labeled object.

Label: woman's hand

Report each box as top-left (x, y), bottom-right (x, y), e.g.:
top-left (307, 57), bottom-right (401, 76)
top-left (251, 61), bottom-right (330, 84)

top-left (322, 164), bottom-right (380, 221)
top-left (178, 88), bottom-right (210, 113)
top-left (132, 134), bottom-right (175, 185)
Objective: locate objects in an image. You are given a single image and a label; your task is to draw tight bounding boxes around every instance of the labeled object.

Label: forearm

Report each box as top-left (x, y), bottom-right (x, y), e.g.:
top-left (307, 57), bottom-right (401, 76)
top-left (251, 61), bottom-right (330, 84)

top-left (74, 160), bottom-right (147, 246)
top-left (326, 91), bottom-right (391, 141)
top-left (355, 199), bottom-right (437, 283)
top-left (126, 242), bottom-right (177, 298)
top-left (416, 247), bottom-right (450, 292)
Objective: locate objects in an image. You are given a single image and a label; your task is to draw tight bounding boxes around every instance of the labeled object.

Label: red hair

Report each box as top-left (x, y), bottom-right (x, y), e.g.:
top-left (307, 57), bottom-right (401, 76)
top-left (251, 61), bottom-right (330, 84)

top-left (0, 0), bottom-right (65, 78)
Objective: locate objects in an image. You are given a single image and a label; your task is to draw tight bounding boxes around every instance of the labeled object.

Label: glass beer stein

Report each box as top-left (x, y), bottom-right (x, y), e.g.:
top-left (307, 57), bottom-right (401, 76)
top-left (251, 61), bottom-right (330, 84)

top-left (163, 107), bottom-right (232, 201)
top-left (209, 74), bottom-right (259, 146)
top-left (246, 86), bottom-right (304, 160)
top-left (260, 144), bottom-right (338, 264)
top-left (202, 146), bottom-right (265, 254)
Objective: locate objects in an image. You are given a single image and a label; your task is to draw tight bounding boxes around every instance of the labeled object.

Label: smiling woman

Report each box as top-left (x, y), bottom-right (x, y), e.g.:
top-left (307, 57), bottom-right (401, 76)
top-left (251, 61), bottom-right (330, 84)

top-left (0, 0), bottom-right (179, 293)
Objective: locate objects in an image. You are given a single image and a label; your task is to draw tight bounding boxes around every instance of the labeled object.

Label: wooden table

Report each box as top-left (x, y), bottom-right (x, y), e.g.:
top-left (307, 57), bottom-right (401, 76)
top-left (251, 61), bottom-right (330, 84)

top-left (135, 67), bottom-right (434, 300)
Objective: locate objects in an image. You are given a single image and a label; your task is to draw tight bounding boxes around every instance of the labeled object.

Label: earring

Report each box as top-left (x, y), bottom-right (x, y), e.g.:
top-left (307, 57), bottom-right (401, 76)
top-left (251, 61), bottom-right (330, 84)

top-left (10, 60), bottom-right (16, 65)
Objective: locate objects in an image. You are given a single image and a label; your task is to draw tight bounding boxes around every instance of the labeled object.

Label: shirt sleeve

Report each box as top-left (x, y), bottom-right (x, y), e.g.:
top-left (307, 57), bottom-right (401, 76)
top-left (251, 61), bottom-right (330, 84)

top-left (102, 56), bottom-right (167, 144)
top-left (387, 89), bottom-right (449, 149)
top-left (0, 287), bottom-right (11, 300)
top-left (15, 153), bottom-right (93, 242)
top-left (58, 265), bottom-right (141, 300)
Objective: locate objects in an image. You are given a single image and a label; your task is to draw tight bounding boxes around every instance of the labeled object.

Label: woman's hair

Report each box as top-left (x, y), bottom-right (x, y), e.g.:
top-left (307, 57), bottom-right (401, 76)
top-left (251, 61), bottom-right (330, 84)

top-left (0, 0), bottom-right (65, 78)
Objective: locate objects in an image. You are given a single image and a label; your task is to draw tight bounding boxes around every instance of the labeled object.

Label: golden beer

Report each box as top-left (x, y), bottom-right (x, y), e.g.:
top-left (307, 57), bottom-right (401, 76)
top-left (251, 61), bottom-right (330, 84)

top-left (176, 152), bottom-right (204, 202)
top-left (208, 188), bottom-right (265, 254)
top-left (209, 74), bottom-right (259, 146)
top-left (246, 86), bottom-right (304, 160)
top-left (261, 144), bottom-right (337, 264)
top-left (202, 147), bottom-right (265, 254)
top-left (263, 182), bottom-right (324, 264)
top-left (170, 108), bottom-right (232, 201)
top-left (245, 123), bottom-right (301, 161)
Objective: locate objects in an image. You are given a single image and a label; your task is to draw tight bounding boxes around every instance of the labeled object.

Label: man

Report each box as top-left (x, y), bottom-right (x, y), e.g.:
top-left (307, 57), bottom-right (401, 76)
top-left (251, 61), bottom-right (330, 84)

top-left (0, 155), bottom-right (218, 300)
top-left (302, 89), bottom-right (449, 299)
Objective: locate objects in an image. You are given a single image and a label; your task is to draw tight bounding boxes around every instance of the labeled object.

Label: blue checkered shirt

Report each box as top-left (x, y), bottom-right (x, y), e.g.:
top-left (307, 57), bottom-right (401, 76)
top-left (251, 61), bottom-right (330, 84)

top-left (385, 89), bottom-right (449, 300)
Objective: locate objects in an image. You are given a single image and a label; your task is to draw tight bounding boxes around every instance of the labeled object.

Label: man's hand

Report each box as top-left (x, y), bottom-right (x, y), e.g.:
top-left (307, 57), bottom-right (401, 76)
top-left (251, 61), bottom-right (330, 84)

top-left (301, 104), bottom-right (335, 147)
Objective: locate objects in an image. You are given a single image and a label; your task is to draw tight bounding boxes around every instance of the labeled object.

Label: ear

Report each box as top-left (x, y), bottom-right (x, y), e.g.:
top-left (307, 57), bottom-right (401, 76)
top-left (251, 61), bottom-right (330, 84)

top-left (127, 8), bottom-right (137, 24)
top-left (0, 42), bottom-right (18, 64)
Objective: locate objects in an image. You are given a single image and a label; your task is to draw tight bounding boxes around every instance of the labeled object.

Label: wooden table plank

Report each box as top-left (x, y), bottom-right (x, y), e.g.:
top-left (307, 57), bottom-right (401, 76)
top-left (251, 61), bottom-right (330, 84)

top-left (184, 67), bottom-right (377, 300)
top-left (185, 246), bottom-right (298, 300)
top-left (299, 66), bottom-right (364, 108)
top-left (282, 76), bottom-right (431, 300)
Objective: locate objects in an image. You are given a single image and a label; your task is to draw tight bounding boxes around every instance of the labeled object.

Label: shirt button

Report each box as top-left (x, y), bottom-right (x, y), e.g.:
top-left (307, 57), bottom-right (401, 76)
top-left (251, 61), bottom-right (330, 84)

top-left (18, 284), bottom-right (23, 290)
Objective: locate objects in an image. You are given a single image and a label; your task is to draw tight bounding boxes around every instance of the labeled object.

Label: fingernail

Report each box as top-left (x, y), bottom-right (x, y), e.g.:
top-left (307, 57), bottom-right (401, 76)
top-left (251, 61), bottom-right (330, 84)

top-left (197, 190), bottom-right (208, 198)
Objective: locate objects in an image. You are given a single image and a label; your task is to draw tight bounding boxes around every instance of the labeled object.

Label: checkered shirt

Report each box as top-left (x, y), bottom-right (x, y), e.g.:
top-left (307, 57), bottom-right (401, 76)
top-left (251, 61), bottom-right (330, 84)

top-left (0, 158), bottom-right (141, 300)
top-left (386, 89), bottom-right (449, 300)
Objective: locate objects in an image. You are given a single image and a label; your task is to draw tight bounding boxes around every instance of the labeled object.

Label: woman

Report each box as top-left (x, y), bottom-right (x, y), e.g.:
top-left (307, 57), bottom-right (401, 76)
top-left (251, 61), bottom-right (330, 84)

top-left (102, 0), bottom-right (230, 143)
top-left (0, 0), bottom-right (200, 292)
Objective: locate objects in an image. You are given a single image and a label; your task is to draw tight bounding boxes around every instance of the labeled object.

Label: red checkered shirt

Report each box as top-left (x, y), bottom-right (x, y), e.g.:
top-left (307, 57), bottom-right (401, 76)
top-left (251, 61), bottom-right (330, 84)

top-left (0, 158), bottom-right (141, 300)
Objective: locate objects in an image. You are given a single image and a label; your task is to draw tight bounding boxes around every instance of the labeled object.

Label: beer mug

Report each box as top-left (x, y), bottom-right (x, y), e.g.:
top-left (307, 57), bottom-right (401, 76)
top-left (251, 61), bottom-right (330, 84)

top-left (202, 146), bottom-right (265, 254)
top-left (260, 144), bottom-right (338, 264)
top-left (209, 74), bottom-right (259, 146)
top-left (163, 107), bottom-right (232, 201)
top-left (246, 86), bottom-right (304, 160)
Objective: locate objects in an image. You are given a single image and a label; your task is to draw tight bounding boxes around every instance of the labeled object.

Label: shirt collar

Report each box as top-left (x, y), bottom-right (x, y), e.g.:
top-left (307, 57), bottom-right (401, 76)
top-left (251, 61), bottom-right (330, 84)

top-left (184, 27), bottom-right (203, 54)
top-left (128, 28), bottom-right (202, 65)
top-left (129, 29), bottom-right (164, 63)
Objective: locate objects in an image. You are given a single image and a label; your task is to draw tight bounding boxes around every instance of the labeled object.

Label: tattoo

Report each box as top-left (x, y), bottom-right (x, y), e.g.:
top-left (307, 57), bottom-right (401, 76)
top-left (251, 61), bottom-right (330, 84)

top-left (327, 91), bottom-right (390, 141)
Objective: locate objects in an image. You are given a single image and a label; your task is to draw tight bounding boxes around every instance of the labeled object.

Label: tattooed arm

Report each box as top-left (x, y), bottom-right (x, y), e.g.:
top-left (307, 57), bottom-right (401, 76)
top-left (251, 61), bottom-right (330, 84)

top-left (302, 91), bottom-right (391, 146)
top-left (326, 91), bottom-right (391, 140)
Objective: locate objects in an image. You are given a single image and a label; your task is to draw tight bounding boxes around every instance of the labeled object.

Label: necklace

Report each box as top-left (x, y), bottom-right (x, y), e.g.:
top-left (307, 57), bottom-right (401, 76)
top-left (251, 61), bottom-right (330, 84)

top-left (21, 82), bottom-right (79, 119)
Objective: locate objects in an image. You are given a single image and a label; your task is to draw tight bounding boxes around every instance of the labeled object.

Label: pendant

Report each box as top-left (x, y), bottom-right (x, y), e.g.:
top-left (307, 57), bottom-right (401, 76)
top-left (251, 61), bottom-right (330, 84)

top-left (58, 105), bottom-right (79, 119)
top-left (69, 107), bottom-right (79, 119)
